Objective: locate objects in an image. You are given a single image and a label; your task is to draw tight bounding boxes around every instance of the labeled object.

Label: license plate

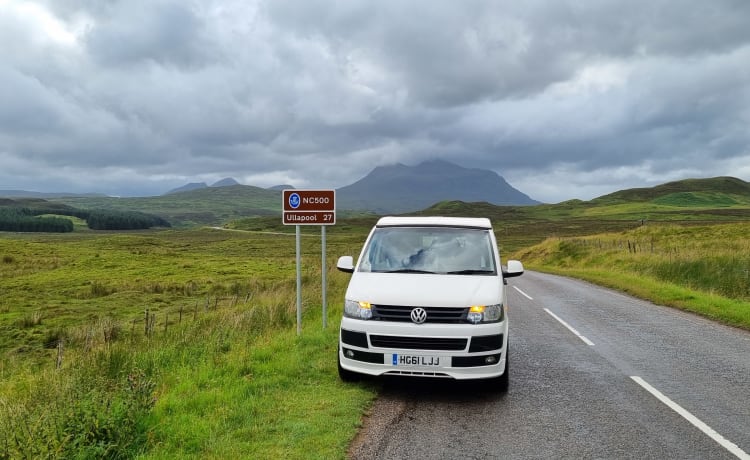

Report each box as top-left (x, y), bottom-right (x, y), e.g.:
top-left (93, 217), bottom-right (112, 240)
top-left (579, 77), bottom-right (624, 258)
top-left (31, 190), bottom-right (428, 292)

top-left (391, 354), bottom-right (441, 367)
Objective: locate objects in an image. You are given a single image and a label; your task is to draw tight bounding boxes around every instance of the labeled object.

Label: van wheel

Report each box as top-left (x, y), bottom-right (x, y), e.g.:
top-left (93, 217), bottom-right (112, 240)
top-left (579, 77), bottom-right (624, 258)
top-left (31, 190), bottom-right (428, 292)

top-left (498, 353), bottom-right (509, 392)
top-left (338, 348), bottom-right (360, 382)
top-left (485, 352), bottom-right (509, 392)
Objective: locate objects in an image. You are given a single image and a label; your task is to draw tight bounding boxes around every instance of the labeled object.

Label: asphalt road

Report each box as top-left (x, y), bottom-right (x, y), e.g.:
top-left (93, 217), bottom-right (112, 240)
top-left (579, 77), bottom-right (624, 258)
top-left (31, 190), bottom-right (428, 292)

top-left (348, 271), bottom-right (750, 460)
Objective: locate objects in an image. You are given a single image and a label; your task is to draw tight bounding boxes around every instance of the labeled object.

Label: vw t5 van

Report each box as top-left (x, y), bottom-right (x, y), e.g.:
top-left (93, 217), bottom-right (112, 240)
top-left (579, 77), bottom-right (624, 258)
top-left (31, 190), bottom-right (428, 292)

top-left (336, 216), bottom-right (523, 390)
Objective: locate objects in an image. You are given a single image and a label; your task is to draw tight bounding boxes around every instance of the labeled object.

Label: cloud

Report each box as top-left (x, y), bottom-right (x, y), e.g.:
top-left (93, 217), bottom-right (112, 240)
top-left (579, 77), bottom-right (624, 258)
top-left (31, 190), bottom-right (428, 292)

top-left (0, 0), bottom-right (749, 202)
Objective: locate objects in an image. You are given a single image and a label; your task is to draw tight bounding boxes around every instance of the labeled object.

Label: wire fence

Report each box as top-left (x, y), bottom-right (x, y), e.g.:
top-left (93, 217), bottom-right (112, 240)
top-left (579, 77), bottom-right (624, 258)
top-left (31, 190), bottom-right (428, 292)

top-left (54, 293), bottom-right (254, 370)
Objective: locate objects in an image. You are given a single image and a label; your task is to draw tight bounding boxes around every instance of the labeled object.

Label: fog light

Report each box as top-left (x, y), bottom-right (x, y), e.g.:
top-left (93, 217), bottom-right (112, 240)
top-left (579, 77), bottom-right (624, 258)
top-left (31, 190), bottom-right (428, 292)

top-left (484, 355), bottom-right (497, 364)
top-left (345, 349), bottom-right (355, 358)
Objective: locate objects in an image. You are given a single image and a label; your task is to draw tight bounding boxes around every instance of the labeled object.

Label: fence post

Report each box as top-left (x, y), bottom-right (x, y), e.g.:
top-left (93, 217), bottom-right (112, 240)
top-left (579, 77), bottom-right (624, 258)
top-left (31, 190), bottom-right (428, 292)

top-left (56, 339), bottom-right (64, 370)
top-left (144, 309), bottom-right (149, 336)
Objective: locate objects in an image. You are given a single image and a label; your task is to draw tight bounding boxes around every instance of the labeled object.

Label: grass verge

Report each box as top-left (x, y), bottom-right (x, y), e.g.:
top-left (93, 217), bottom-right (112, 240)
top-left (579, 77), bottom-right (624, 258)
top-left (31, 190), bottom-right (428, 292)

top-left (513, 222), bottom-right (750, 330)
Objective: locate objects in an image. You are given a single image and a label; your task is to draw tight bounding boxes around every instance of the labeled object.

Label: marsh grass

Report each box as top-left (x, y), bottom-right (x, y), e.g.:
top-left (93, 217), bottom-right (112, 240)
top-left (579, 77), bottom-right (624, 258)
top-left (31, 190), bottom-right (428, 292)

top-left (17, 311), bottom-right (43, 328)
top-left (515, 222), bottom-right (750, 328)
top-left (0, 228), bottom-right (375, 458)
top-left (1, 294), bottom-right (375, 459)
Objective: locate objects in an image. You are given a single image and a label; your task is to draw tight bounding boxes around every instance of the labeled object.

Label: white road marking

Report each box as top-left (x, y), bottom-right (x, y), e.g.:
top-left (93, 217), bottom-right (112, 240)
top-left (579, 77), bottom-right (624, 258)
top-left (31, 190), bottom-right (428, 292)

top-left (512, 285), bottom-right (533, 300)
top-left (543, 308), bottom-right (595, 346)
top-left (631, 376), bottom-right (750, 460)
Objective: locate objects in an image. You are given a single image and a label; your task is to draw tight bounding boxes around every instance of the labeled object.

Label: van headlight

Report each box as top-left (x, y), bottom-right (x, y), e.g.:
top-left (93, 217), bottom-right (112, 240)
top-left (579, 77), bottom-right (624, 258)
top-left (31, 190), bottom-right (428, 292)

top-left (467, 304), bottom-right (504, 324)
top-left (344, 300), bottom-right (373, 320)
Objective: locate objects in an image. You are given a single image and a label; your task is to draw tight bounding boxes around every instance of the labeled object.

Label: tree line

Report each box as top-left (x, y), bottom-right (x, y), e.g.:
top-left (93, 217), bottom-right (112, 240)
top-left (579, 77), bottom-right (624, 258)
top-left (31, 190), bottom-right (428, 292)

top-left (0, 208), bottom-right (74, 232)
top-left (0, 206), bottom-right (171, 232)
top-left (85, 210), bottom-right (171, 230)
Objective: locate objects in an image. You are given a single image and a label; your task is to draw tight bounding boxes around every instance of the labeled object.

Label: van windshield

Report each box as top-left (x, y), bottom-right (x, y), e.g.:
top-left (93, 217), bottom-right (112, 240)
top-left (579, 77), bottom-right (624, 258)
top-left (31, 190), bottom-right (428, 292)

top-left (358, 227), bottom-right (497, 274)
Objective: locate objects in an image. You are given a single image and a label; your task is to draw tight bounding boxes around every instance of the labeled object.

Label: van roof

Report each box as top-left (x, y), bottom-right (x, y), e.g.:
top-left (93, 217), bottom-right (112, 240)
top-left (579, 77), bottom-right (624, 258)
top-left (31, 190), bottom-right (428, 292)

top-left (375, 216), bottom-right (492, 229)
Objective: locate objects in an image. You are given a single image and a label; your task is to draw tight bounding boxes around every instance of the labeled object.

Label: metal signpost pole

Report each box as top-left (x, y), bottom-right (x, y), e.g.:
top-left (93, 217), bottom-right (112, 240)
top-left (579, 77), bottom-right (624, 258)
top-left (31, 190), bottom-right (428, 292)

top-left (322, 225), bottom-right (327, 329)
top-left (296, 224), bottom-right (302, 336)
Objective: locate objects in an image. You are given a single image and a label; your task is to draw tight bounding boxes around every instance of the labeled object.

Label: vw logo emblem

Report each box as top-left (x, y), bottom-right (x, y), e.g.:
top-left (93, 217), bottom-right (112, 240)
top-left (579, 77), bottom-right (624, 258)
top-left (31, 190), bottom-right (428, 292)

top-left (410, 307), bottom-right (427, 324)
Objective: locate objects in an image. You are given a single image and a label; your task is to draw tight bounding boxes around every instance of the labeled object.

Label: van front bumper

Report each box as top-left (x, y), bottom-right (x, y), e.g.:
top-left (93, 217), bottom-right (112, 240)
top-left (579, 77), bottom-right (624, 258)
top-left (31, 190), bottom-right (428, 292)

top-left (338, 317), bottom-right (508, 380)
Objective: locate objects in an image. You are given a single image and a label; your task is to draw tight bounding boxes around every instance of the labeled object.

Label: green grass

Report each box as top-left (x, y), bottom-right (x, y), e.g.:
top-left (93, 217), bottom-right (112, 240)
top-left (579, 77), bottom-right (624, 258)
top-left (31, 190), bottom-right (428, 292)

top-left (142, 323), bottom-right (375, 459)
top-left (0, 227), bottom-right (376, 458)
top-left (513, 222), bottom-right (750, 329)
top-left (1, 310), bottom-right (377, 459)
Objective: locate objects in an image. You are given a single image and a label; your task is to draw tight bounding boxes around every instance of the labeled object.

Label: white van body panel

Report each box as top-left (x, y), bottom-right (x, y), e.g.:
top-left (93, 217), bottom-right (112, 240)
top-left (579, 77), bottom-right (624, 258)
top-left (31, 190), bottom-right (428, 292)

top-left (337, 216), bottom-right (522, 382)
top-left (344, 272), bottom-right (504, 309)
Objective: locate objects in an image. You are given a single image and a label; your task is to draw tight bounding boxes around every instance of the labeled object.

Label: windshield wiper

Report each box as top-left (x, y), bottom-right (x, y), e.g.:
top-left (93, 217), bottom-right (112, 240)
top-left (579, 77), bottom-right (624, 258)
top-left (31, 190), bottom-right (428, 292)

top-left (445, 269), bottom-right (495, 275)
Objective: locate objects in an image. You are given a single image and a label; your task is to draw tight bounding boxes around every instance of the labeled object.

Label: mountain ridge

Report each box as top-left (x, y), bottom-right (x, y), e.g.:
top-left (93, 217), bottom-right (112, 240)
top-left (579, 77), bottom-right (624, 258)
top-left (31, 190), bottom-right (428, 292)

top-left (336, 159), bottom-right (539, 213)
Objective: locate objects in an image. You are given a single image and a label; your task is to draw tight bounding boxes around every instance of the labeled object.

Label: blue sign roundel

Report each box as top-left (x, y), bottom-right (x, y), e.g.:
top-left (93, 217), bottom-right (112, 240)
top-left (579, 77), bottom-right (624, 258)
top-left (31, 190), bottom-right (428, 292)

top-left (288, 192), bottom-right (301, 209)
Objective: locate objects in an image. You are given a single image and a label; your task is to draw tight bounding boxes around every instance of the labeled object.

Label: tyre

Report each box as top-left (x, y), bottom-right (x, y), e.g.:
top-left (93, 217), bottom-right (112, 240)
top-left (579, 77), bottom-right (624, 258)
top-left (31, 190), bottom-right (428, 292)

top-left (497, 352), bottom-right (509, 392)
top-left (484, 350), bottom-right (509, 392)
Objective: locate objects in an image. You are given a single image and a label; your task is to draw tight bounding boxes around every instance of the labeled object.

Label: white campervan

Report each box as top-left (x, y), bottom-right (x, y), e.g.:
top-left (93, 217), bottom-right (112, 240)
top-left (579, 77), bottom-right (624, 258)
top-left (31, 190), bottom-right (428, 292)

top-left (336, 216), bottom-right (523, 390)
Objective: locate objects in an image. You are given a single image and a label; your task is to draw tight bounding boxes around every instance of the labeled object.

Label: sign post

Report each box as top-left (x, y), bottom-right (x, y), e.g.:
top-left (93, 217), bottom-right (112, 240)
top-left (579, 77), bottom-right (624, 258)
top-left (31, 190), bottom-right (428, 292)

top-left (282, 190), bottom-right (336, 335)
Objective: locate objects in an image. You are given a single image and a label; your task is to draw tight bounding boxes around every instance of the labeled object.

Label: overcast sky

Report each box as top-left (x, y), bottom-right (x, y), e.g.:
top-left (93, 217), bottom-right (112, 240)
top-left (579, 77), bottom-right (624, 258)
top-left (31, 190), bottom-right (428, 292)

top-left (1, 0), bottom-right (749, 202)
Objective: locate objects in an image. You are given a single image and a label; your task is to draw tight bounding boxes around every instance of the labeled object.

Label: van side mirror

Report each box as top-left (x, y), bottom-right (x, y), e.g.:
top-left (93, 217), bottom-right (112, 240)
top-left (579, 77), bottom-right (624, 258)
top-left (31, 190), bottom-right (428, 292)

top-left (502, 260), bottom-right (524, 278)
top-left (337, 256), bottom-right (354, 273)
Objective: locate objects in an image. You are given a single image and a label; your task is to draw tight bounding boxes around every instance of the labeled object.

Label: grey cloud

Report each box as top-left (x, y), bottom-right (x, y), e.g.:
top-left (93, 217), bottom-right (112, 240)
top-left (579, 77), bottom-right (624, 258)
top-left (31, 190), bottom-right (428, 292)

top-left (83, 1), bottom-right (215, 68)
top-left (1, 0), bottom-right (749, 201)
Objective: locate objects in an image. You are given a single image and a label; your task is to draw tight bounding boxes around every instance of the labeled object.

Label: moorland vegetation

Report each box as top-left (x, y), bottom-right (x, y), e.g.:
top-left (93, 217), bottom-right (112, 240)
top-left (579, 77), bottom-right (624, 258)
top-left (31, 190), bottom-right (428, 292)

top-left (0, 176), bottom-right (749, 458)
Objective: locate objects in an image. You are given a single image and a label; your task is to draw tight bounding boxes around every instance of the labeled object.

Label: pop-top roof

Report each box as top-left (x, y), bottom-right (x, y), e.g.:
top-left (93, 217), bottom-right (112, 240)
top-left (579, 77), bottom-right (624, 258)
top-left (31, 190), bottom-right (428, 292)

top-left (375, 216), bottom-right (492, 229)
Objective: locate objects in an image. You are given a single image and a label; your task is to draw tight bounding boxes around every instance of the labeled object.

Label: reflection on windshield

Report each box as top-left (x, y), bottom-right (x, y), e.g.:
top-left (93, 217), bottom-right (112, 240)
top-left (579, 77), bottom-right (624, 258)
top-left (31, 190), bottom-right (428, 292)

top-left (358, 227), bottom-right (496, 274)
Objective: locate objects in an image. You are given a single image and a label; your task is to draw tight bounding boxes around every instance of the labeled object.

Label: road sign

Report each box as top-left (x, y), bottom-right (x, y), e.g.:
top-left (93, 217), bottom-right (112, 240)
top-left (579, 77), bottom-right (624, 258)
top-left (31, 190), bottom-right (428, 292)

top-left (282, 189), bottom-right (336, 225)
top-left (282, 189), bottom-right (337, 335)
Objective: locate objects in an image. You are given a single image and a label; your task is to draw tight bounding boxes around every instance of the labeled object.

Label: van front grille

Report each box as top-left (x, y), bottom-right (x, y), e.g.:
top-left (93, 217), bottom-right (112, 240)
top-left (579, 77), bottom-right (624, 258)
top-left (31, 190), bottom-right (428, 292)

top-left (372, 305), bottom-right (467, 323)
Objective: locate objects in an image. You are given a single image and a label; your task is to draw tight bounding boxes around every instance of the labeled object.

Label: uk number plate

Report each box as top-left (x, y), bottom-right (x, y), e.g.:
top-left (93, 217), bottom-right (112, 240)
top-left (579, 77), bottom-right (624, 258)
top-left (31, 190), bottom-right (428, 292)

top-left (391, 354), bottom-right (441, 366)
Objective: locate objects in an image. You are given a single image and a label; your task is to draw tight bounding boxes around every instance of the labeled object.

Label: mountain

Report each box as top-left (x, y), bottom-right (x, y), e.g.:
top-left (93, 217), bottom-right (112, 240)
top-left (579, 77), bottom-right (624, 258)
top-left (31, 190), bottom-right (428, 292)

top-left (165, 178), bottom-right (241, 195)
top-left (268, 184), bottom-right (294, 191)
top-left (336, 160), bottom-right (539, 213)
top-left (211, 178), bottom-right (240, 187)
top-left (165, 182), bottom-right (208, 194)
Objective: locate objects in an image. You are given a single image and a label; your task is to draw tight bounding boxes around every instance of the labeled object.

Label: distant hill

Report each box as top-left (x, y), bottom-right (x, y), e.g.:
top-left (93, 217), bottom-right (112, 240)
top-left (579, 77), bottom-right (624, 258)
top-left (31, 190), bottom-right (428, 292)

top-left (0, 190), bottom-right (106, 198)
top-left (36, 169), bottom-right (749, 230)
top-left (55, 184), bottom-right (281, 228)
top-left (165, 178), bottom-right (241, 195)
top-left (211, 178), bottom-right (240, 187)
top-left (592, 177), bottom-right (750, 206)
top-left (0, 197), bottom-right (82, 213)
top-left (268, 185), bottom-right (294, 191)
top-left (165, 182), bottom-right (208, 194)
top-left (336, 160), bottom-right (539, 213)
top-left (413, 176), bottom-right (750, 222)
